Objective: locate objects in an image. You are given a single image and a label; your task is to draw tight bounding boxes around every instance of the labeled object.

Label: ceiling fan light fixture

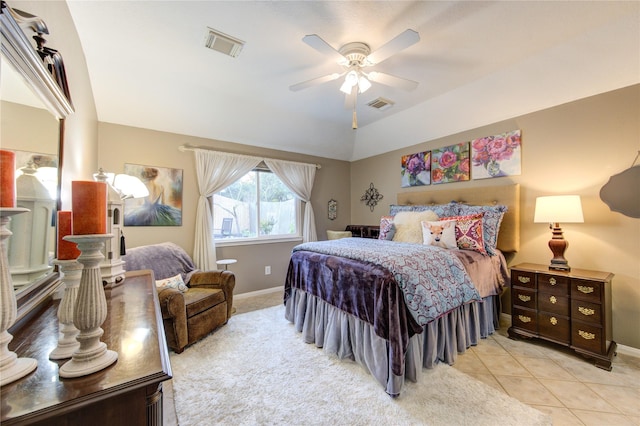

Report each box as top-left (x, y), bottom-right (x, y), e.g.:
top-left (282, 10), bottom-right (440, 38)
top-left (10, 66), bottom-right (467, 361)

top-left (357, 75), bottom-right (371, 93)
top-left (340, 70), bottom-right (359, 94)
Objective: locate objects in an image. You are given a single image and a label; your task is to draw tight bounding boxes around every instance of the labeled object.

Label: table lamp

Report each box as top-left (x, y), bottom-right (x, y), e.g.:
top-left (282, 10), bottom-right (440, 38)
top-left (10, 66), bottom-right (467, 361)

top-left (534, 195), bottom-right (584, 272)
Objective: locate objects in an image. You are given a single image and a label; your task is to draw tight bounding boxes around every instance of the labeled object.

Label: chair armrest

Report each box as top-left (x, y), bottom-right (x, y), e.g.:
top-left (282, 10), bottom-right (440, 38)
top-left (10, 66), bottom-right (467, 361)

top-left (189, 270), bottom-right (235, 318)
top-left (157, 287), bottom-right (188, 352)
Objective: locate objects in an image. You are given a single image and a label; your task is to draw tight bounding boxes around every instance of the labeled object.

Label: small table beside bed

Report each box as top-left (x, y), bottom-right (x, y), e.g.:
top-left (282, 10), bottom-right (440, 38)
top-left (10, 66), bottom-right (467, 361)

top-left (284, 184), bottom-right (520, 396)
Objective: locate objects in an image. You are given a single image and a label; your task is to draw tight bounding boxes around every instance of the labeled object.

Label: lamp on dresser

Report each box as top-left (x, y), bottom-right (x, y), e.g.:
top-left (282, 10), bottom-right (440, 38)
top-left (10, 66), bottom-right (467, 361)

top-left (534, 195), bottom-right (584, 272)
top-left (93, 169), bottom-right (148, 285)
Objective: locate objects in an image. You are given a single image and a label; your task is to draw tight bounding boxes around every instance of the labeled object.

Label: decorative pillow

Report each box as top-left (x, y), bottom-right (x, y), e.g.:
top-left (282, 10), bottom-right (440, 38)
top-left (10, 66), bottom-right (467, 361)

top-left (156, 273), bottom-right (188, 292)
top-left (390, 202), bottom-right (456, 218)
top-left (326, 230), bottom-right (352, 240)
top-left (421, 220), bottom-right (457, 249)
top-left (441, 214), bottom-right (487, 255)
top-left (379, 216), bottom-right (395, 240)
top-left (453, 203), bottom-right (507, 255)
top-left (392, 210), bottom-right (439, 244)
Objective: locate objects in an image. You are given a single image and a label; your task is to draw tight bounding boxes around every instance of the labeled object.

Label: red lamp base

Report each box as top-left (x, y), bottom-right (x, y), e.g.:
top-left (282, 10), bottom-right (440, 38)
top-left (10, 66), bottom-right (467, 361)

top-left (548, 223), bottom-right (571, 272)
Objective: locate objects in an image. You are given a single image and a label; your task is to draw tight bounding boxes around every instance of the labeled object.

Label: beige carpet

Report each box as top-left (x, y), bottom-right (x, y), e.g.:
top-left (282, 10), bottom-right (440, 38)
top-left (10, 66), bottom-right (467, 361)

top-left (170, 305), bottom-right (551, 426)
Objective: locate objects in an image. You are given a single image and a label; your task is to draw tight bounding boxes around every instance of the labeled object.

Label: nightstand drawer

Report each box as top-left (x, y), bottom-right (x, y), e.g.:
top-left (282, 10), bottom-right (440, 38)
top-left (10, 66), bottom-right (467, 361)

top-left (572, 321), bottom-right (605, 354)
top-left (512, 288), bottom-right (536, 310)
top-left (538, 293), bottom-right (569, 316)
top-left (512, 270), bottom-right (535, 289)
top-left (571, 279), bottom-right (603, 303)
top-left (538, 274), bottom-right (569, 295)
top-left (538, 312), bottom-right (570, 344)
top-left (572, 299), bottom-right (602, 324)
top-left (512, 307), bottom-right (537, 333)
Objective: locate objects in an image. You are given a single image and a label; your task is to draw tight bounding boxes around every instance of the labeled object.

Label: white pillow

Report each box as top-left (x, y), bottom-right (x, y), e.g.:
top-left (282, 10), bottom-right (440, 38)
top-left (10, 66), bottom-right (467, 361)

top-left (392, 210), bottom-right (439, 244)
top-left (421, 219), bottom-right (457, 249)
top-left (156, 273), bottom-right (188, 292)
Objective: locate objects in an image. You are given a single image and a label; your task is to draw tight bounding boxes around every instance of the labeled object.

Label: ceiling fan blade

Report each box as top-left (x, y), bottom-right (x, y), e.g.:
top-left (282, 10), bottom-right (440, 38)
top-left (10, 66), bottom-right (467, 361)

top-left (366, 29), bottom-right (420, 65)
top-left (367, 71), bottom-right (419, 91)
top-left (302, 34), bottom-right (347, 64)
top-left (289, 72), bottom-right (342, 92)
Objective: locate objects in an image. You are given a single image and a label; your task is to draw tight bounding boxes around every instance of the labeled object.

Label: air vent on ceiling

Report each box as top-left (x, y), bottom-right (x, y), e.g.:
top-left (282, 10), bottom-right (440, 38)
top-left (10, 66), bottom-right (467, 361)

top-left (204, 27), bottom-right (244, 58)
top-left (367, 97), bottom-right (395, 111)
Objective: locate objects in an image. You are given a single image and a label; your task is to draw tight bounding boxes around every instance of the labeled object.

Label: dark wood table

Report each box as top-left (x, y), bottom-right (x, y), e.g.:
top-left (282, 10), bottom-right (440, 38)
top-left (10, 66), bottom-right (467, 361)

top-left (1, 270), bottom-right (172, 425)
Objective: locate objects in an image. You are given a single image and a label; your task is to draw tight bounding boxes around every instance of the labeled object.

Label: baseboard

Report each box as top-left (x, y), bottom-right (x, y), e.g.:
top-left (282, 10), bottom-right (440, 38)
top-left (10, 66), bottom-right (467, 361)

top-left (235, 285), bottom-right (284, 300)
top-left (500, 313), bottom-right (640, 356)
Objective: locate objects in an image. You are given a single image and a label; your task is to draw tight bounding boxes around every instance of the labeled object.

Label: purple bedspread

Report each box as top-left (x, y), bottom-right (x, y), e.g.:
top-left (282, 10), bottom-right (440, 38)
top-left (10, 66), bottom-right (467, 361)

top-left (285, 250), bottom-right (422, 376)
top-left (291, 238), bottom-right (482, 325)
top-left (285, 238), bottom-right (487, 377)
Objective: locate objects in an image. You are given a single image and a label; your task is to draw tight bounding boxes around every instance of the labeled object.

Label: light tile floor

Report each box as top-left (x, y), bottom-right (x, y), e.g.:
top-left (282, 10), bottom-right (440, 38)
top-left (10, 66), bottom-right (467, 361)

top-left (165, 290), bottom-right (640, 426)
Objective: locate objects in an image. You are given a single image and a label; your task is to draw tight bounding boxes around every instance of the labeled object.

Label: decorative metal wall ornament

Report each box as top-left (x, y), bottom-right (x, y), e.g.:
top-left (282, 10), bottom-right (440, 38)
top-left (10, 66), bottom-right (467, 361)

top-left (360, 183), bottom-right (383, 212)
top-left (327, 199), bottom-right (337, 220)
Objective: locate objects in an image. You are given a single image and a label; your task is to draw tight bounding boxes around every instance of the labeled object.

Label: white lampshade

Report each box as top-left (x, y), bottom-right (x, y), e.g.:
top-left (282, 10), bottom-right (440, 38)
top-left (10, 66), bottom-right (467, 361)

top-left (113, 174), bottom-right (149, 199)
top-left (534, 195), bottom-right (584, 223)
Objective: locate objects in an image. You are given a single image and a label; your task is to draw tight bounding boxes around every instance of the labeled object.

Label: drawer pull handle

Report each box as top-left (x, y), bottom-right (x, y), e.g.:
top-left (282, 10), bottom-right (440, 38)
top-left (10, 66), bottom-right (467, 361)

top-left (518, 276), bottom-right (530, 284)
top-left (518, 315), bottom-right (531, 323)
top-left (578, 306), bottom-right (595, 316)
top-left (518, 295), bottom-right (531, 302)
top-left (577, 285), bottom-right (594, 294)
top-left (549, 295), bottom-right (557, 304)
top-left (550, 316), bottom-right (558, 326)
top-left (549, 277), bottom-right (557, 285)
top-left (578, 330), bottom-right (596, 340)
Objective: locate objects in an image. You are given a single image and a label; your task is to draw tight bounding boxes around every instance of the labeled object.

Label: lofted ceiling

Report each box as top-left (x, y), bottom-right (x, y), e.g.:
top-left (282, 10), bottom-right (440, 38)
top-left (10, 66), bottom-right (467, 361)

top-left (63, 1), bottom-right (639, 161)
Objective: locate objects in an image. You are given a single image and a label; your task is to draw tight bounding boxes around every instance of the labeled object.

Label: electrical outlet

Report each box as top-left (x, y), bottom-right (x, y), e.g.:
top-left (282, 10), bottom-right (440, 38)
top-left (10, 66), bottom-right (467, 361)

top-left (265, 266), bottom-right (271, 275)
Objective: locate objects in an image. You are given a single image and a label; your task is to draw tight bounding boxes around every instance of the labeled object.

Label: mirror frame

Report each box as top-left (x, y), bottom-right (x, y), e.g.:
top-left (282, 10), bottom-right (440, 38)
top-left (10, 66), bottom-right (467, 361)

top-left (1, 1), bottom-right (74, 323)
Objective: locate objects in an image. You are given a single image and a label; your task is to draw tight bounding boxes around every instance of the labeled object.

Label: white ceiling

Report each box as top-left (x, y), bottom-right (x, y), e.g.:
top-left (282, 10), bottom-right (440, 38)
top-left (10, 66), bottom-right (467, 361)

top-left (64, 1), bottom-right (640, 161)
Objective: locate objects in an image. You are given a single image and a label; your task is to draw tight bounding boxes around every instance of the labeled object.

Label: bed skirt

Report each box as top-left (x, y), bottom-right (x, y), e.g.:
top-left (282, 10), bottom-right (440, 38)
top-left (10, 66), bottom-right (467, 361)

top-left (284, 288), bottom-right (500, 396)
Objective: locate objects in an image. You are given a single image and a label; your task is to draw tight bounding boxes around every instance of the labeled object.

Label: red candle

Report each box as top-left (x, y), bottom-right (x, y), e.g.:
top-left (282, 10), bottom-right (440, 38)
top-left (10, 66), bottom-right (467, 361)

top-left (57, 211), bottom-right (81, 260)
top-left (0, 150), bottom-right (16, 208)
top-left (72, 181), bottom-right (108, 235)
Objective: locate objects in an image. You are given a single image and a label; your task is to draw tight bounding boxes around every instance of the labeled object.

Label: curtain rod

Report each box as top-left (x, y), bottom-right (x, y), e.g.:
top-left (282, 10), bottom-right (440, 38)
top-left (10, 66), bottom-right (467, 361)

top-left (178, 144), bottom-right (321, 169)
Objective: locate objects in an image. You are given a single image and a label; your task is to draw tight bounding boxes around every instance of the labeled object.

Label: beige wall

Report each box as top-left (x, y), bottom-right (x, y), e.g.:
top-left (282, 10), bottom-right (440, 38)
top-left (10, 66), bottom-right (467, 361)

top-left (97, 122), bottom-right (351, 294)
top-left (351, 85), bottom-right (640, 349)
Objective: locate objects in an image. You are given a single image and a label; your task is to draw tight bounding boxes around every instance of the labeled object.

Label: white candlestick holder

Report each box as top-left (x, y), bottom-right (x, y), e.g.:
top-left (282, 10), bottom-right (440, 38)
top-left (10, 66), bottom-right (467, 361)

top-left (59, 234), bottom-right (118, 378)
top-left (0, 207), bottom-right (37, 386)
top-left (49, 259), bottom-right (82, 360)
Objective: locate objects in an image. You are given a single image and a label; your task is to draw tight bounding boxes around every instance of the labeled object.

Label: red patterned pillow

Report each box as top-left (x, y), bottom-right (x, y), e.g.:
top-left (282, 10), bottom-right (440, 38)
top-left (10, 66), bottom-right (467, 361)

top-left (441, 213), bottom-right (487, 255)
top-left (379, 215), bottom-right (394, 240)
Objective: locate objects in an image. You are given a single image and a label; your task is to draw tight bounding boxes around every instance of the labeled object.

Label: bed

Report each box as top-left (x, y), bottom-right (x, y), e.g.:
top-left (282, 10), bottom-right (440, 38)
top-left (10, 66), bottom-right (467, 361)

top-left (284, 184), bottom-right (520, 396)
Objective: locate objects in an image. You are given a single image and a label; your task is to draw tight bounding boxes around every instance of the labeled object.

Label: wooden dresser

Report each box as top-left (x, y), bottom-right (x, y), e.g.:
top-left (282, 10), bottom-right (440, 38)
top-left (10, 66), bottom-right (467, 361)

top-left (1, 270), bottom-right (172, 425)
top-left (508, 263), bottom-right (616, 370)
top-left (345, 225), bottom-right (380, 239)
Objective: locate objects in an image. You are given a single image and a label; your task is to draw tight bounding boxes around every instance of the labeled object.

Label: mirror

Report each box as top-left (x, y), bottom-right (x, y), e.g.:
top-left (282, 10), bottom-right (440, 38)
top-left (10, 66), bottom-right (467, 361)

top-left (1, 1), bottom-right (74, 321)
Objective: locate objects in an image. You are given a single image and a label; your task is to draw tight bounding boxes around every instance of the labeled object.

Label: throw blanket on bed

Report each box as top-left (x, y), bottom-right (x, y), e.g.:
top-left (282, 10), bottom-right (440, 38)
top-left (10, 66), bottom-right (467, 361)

top-left (292, 238), bottom-right (482, 326)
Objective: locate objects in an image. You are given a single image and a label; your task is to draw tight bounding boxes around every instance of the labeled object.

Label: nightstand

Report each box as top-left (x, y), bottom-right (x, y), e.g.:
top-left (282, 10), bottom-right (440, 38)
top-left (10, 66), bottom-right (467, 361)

top-left (508, 263), bottom-right (616, 370)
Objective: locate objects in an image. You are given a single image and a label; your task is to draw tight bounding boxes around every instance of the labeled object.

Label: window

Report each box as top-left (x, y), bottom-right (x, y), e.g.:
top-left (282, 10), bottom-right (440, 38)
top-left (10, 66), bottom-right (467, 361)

top-left (212, 169), bottom-right (300, 242)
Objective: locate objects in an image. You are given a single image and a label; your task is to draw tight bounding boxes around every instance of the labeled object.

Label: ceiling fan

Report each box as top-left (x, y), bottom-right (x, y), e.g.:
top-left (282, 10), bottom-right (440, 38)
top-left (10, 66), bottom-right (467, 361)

top-left (289, 29), bottom-right (420, 129)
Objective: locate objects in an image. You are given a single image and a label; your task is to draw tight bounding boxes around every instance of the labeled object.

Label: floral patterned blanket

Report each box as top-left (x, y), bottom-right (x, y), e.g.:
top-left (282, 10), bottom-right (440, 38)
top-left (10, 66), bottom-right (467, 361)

top-left (292, 238), bottom-right (482, 326)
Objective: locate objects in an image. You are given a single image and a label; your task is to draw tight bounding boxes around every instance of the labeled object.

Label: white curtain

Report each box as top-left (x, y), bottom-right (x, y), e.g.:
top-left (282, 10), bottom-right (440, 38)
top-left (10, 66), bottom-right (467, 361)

top-left (193, 149), bottom-right (261, 270)
top-left (264, 158), bottom-right (318, 242)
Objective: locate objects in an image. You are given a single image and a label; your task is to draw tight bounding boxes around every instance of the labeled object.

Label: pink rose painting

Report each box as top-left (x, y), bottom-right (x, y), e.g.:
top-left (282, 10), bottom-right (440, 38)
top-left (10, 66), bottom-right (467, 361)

top-left (471, 129), bottom-right (522, 179)
top-left (401, 151), bottom-right (430, 187)
top-left (431, 142), bottom-right (470, 184)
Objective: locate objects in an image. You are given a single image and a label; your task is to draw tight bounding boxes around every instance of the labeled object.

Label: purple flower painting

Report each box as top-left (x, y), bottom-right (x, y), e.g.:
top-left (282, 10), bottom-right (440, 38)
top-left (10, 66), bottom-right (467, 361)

top-left (471, 130), bottom-right (522, 179)
top-left (431, 142), bottom-right (470, 184)
top-left (401, 151), bottom-right (431, 187)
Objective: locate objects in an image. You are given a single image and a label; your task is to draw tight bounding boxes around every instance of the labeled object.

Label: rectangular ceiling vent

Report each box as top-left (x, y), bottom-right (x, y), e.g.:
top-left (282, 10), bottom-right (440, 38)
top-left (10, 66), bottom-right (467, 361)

top-left (204, 27), bottom-right (244, 58)
top-left (367, 97), bottom-right (395, 111)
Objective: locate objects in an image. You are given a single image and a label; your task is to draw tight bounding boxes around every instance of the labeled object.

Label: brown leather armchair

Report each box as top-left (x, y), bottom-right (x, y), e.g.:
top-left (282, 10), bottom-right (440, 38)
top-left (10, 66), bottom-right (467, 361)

top-left (123, 242), bottom-right (235, 353)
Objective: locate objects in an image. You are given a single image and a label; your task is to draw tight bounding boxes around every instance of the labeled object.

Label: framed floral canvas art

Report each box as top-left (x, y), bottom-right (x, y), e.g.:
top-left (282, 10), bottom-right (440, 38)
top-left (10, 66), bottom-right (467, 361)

top-left (471, 130), bottom-right (522, 179)
top-left (431, 142), bottom-right (470, 184)
top-left (401, 151), bottom-right (430, 187)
